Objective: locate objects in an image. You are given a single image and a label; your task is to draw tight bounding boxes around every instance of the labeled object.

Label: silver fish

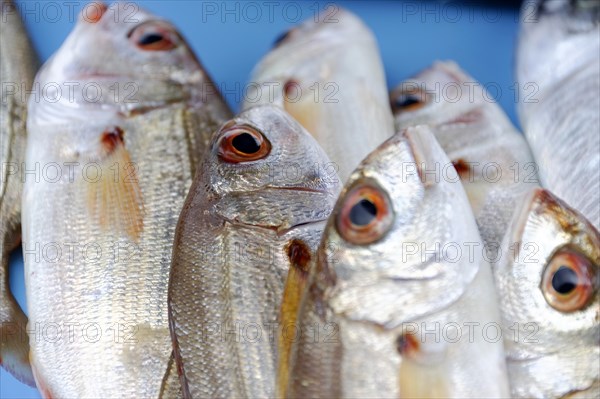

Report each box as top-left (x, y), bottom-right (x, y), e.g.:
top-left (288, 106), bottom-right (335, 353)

top-left (243, 7), bottom-right (395, 183)
top-left (516, 0), bottom-right (600, 230)
top-left (391, 61), bottom-right (539, 253)
top-left (23, 2), bottom-right (231, 397)
top-left (0, 0), bottom-right (37, 386)
top-left (168, 105), bottom-right (341, 399)
top-left (494, 188), bottom-right (599, 398)
top-left (283, 126), bottom-right (510, 398)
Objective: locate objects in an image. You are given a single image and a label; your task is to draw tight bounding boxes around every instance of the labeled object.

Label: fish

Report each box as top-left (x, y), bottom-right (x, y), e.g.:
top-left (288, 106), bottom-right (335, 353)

top-left (494, 188), bottom-right (599, 398)
top-left (0, 0), bottom-right (38, 386)
top-left (391, 61), bottom-right (539, 254)
top-left (516, 0), bottom-right (600, 230)
top-left (282, 125), bottom-right (511, 398)
top-left (243, 6), bottom-right (395, 183)
top-left (168, 105), bottom-right (341, 399)
top-left (22, 2), bottom-right (231, 397)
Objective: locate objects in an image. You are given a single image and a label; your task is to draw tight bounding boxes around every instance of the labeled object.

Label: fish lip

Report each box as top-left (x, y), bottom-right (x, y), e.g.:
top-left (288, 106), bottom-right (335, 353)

top-left (506, 352), bottom-right (547, 363)
top-left (264, 185), bottom-right (330, 195)
top-left (223, 214), bottom-right (328, 237)
top-left (71, 72), bottom-right (134, 80)
top-left (275, 219), bottom-right (328, 236)
top-left (219, 186), bottom-right (331, 235)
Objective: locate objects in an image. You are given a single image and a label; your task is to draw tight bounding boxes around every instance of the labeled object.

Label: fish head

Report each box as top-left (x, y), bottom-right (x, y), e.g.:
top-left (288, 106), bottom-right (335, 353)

top-left (314, 125), bottom-right (481, 328)
top-left (203, 105), bottom-right (341, 231)
top-left (517, 0), bottom-right (600, 91)
top-left (390, 61), bottom-right (491, 128)
top-left (298, 126), bottom-right (507, 397)
top-left (271, 7), bottom-right (366, 49)
top-left (251, 7), bottom-right (374, 87)
top-left (495, 188), bottom-right (599, 397)
top-left (30, 1), bottom-right (207, 123)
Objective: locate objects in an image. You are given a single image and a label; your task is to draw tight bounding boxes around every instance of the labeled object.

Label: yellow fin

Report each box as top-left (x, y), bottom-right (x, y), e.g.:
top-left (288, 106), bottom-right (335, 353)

top-left (86, 127), bottom-right (144, 242)
top-left (277, 239), bottom-right (312, 398)
top-left (397, 331), bottom-right (450, 398)
top-left (282, 80), bottom-right (321, 141)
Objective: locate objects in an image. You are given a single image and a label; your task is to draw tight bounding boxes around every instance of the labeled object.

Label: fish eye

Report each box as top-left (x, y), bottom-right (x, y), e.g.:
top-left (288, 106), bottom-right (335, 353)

top-left (541, 247), bottom-right (596, 312)
top-left (217, 125), bottom-right (271, 163)
top-left (128, 21), bottom-right (179, 51)
top-left (336, 183), bottom-right (393, 245)
top-left (391, 89), bottom-right (428, 113)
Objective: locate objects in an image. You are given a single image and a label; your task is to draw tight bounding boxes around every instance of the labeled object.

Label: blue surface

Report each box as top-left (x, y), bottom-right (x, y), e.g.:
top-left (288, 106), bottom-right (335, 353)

top-left (2, 1), bottom-right (520, 397)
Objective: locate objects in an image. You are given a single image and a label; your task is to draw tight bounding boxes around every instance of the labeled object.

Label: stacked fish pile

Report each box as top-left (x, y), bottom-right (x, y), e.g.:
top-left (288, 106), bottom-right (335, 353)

top-left (1, 0), bottom-right (598, 398)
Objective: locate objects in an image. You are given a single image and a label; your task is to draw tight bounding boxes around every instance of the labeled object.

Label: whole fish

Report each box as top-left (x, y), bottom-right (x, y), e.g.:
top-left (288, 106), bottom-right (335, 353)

top-left (168, 105), bottom-right (341, 398)
top-left (243, 7), bottom-right (395, 183)
top-left (0, 0), bottom-right (37, 386)
top-left (282, 126), bottom-right (510, 398)
top-left (391, 61), bottom-right (538, 253)
top-left (23, 2), bottom-right (231, 397)
top-left (494, 188), bottom-right (599, 398)
top-left (516, 0), bottom-right (600, 230)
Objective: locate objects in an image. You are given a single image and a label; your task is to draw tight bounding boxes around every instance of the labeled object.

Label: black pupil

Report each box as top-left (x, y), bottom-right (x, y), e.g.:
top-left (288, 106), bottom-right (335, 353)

top-left (349, 199), bottom-right (377, 227)
top-left (232, 133), bottom-right (260, 154)
top-left (138, 33), bottom-right (163, 46)
top-left (395, 94), bottom-right (422, 109)
top-left (552, 266), bottom-right (578, 294)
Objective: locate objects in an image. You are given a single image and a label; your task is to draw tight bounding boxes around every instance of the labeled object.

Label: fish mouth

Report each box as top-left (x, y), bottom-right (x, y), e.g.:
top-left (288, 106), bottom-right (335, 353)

top-left (219, 186), bottom-right (332, 235)
top-left (71, 72), bottom-right (135, 80)
top-left (265, 186), bottom-right (329, 194)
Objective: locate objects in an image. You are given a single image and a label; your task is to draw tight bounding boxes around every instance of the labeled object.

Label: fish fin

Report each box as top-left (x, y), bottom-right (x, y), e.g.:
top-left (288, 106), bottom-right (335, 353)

top-left (159, 351), bottom-right (183, 399)
top-left (397, 331), bottom-right (451, 398)
top-left (282, 80), bottom-right (321, 141)
top-left (0, 243), bottom-right (35, 386)
top-left (398, 361), bottom-right (451, 398)
top-left (86, 127), bottom-right (144, 242)
top-left (277, 239), bottom-right (312, 398)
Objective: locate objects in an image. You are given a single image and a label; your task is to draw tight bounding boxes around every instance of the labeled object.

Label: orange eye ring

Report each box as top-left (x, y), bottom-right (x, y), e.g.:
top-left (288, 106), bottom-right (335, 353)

top-left (217, 125), bottom-right (271, 163)
top-left (390, 88), bottom-right (429, 113)
top-left (541, 247), bottom-right (596, 313)
top-left (336, 183), bottom-right (393, 245)
top-left (128, 21), bottom-right (179, 51)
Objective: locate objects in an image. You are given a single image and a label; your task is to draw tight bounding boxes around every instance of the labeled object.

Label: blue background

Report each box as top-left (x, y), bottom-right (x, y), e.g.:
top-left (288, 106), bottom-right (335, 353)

top-left (2, 1), bottom-right (521, 397)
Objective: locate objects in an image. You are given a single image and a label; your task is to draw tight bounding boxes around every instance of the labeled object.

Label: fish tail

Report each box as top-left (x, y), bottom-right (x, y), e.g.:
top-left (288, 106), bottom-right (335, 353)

top-left (0, 237), bottom-right (35, 386)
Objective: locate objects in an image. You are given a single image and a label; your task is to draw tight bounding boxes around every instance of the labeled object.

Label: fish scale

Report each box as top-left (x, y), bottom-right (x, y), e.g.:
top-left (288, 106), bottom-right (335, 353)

top-left (23, 3), bottom-right (231, 397)
top-left (517, 0), bottom-right (600, 231)
top-left (521, 62), bottom-right (600, 230)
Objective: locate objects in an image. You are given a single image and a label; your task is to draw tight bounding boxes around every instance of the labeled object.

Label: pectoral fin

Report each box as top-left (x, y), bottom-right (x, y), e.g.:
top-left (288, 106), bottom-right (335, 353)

top-left (277, 239), bottom-right (312, 398)
top-left (282, 80), bottom-right (321, 142)
top-left (86, 127), bottom-right (144, 242)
